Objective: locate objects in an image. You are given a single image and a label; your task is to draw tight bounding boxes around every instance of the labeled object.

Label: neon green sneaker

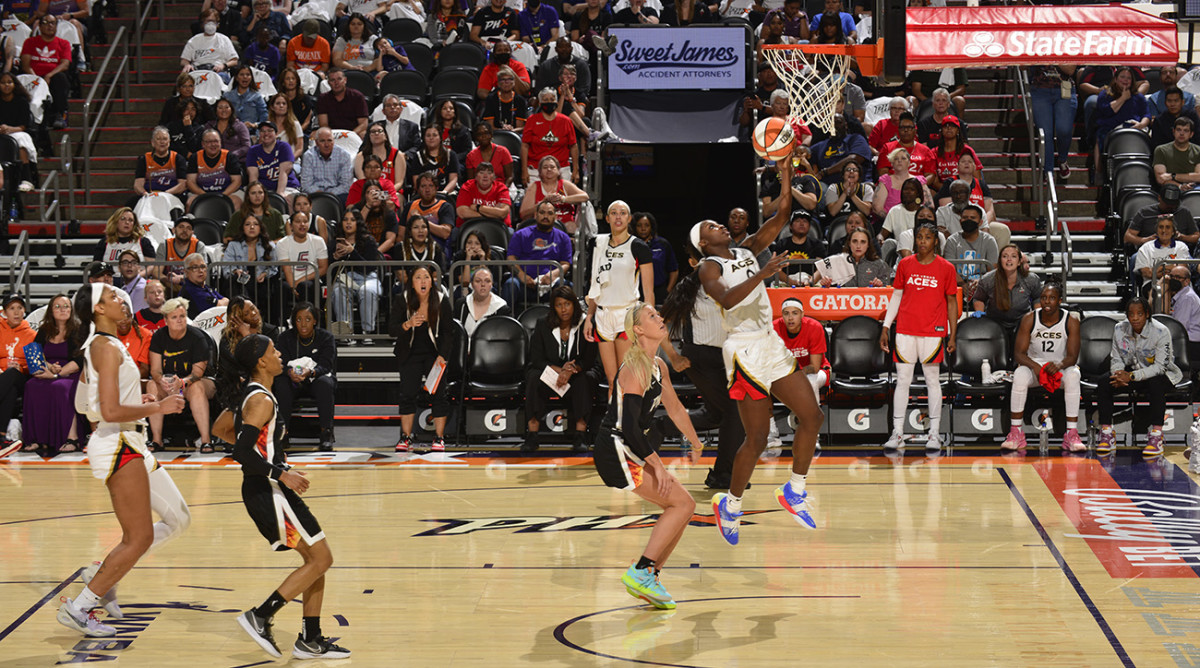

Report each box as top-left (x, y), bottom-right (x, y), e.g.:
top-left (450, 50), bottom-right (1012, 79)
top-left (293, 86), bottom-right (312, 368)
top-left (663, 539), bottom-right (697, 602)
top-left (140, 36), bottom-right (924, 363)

top-left (621, 564), bottom-right (676, 610)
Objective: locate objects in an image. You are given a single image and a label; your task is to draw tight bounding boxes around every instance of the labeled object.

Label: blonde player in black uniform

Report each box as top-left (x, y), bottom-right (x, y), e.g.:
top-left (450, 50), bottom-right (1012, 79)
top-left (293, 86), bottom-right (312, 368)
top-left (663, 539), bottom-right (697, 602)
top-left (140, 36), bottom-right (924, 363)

top-left (594, 303), bottom-right (704, 609)
top-left (586, 200), bottom-right (655, 398)
top-left (662, 159), bottom-right (824, 546)
top-left (214, 334), bottom-right (350, 661)
top-left (57, 284), bottom-right (187, 638)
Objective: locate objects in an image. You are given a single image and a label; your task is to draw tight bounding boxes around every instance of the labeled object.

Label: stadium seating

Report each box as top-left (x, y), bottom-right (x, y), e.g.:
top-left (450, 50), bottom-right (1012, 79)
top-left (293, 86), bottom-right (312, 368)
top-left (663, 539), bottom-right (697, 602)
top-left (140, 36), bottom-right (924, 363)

top-left (190, 193), bottom-right (236, 225)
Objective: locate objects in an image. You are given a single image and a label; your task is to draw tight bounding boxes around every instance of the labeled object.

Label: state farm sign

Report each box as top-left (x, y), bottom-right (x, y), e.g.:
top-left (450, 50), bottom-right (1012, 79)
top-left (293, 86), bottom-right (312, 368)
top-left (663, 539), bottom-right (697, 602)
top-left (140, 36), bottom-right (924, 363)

top-left (907, 6), bottom-right (1178, 69)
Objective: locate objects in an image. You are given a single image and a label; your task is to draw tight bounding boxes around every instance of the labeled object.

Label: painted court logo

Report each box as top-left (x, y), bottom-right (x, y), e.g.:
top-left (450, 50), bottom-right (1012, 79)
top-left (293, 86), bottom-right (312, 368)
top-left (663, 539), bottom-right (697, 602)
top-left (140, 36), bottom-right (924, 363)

top-left (415, 511), bottom-right (776, 536)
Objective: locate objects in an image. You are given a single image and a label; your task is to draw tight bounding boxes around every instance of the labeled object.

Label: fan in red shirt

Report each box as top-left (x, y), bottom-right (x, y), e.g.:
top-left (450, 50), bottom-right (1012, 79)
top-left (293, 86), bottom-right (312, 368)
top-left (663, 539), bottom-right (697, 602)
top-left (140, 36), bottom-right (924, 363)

top-left (521, 88), bottom-right (579, 185)
top-left (772, 298), bottom-right (830, 395)
top-left (868, 98), bottom-right (909, 154)
top-left (876, 113), bottom-right (936, 180)
top-left (454, 162), bottom-right (512, 226)
top-left (20, 15), bottom-right (71, 129)
top-left (879, 221), bottom-right (958, 451)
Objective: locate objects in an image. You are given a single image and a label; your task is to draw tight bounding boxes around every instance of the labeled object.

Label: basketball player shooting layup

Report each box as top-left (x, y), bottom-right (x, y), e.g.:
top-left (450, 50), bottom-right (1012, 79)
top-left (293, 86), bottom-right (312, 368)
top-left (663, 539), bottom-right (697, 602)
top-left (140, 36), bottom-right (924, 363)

top-left (214, 334), bottom-right (350, 661)
top-left (662, 159), bottom-right (824, 546)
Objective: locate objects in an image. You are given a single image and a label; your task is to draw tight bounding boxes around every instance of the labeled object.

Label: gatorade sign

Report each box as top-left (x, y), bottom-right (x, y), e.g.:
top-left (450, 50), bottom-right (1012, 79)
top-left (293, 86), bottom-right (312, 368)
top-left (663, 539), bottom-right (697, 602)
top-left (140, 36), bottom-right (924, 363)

top-left (906, 6), bottom-right (1178, 69)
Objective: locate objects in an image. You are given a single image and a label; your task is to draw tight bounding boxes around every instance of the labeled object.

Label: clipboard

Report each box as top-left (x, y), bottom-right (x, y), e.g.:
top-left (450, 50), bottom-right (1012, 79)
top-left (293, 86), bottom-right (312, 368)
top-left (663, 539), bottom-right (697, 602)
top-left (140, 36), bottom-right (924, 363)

top-left (425, 358), bottom-right (447, 395)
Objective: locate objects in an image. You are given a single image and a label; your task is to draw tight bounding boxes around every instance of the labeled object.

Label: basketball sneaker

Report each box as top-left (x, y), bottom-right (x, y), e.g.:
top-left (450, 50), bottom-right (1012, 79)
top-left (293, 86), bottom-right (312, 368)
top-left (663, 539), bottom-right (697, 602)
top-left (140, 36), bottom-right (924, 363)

top-left (292, 635), bottom-right (352, 660)
top-left (1143, 429), bottom-right (1164, 457)
top-left (431, 437), bottom-right (445, 452)
top-left (395, 434), bottom-right (411, 453)
top-left (774, 482), bottom-right (817, 529)
top-left (1189, 442), bottom-right (1200, 474)
top-left (1061, 428), bottom-right (1086, 453)
top-left (1001, 426), bottom-right (1026, 451)
top-left (1095, 427), bottom-right (1116, 456)
top-left (80, 561), bottom-right (122, 619)
top-left (621, 564), bottom-right (675, 610)
top-left (0, 439), bottom-right (20, 460)
top-left (882, 431), bottom-right (906, 450)
top-left (56, 598), bottom-right (115, 637)
top-left (711, 493), bottom-right (741, 546)
top-left (925, 432), bottom-right (946, 451)
top-left (237, 610), bottom-right (281, 658)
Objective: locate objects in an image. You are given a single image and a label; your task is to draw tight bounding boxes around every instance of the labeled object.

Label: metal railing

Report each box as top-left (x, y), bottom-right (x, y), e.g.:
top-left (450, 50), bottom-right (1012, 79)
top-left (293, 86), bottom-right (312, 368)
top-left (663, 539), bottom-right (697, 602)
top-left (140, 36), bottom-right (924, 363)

top-left (87, 258), bottom-right (321, 327)
top-left (39, 163), bottom-right (63, 268)
top-left (1013, 66), bottom-right (1045, 215)
top-left (133, 0), bottom-right (165, 85)
top-left (82, 25), bottom-right (130, 202)
top-left (324, 259), bottom-right (440, 338)
top-left (8, 231), bottom-right (31, 296)
top-left (1044, 149), bottom-right (1074, 289)
top-left (1149, 257), bottom-right (1200, 313)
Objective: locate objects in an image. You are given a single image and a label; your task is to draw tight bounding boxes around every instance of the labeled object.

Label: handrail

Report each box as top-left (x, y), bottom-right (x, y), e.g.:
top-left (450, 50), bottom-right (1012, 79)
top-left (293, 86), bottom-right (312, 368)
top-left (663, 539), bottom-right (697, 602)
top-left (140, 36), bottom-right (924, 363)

top-left (133, 0), bottom-right (165, 85)
top-left (1043, 143), bottom-right (1073, 289)
top-left (39, 167), bottom-right (61, 267)
top-left (8, 231), bottom-right (30, 296)
top-left (1013, 66), bottom-right (1046, 235)
top-left (82, 25), bottom-right (130, 202)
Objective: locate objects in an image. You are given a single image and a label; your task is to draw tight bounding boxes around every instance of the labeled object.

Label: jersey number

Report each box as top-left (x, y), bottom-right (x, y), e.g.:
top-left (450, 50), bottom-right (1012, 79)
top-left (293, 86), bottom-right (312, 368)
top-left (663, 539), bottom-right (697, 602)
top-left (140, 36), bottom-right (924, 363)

top-left (1040, 340), bottom-right (1055, 354)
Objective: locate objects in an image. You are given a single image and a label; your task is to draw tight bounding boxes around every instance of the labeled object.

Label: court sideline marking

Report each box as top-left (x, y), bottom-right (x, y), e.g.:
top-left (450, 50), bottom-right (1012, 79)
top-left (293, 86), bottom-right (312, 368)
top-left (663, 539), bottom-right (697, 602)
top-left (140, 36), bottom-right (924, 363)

top-left (999, 467), bottom-right (1134, 667)
top-left (0, 569), bottom-right (80, 644)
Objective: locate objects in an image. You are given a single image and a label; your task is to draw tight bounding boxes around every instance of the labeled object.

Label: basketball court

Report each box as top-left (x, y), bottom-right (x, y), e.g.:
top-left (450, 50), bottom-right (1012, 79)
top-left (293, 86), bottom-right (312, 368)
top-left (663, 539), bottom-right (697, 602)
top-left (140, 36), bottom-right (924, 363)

top-left (1, 449), bottom-right (1197, 666)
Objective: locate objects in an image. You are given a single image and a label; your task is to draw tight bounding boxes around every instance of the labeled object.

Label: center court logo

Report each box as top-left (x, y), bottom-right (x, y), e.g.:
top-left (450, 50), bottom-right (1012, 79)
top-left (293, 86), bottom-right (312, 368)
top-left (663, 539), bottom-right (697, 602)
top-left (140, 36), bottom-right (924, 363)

top-left (415, 511), bottom-right (777, 536)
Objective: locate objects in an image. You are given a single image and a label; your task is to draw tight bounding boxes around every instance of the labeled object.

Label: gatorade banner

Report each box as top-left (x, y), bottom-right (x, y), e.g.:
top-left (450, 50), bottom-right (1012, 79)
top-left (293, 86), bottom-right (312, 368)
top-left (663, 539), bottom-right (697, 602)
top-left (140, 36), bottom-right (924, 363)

top-left (906, 6), bottom-right (1178, 70)
top-left (767, 287), bottom-right (962, 321)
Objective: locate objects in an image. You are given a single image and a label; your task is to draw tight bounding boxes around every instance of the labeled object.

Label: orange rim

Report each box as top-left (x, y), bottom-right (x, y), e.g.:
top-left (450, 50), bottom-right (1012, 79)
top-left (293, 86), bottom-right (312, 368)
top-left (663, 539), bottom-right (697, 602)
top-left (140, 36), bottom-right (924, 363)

top-left (761, 41), bottom-right (884, 77)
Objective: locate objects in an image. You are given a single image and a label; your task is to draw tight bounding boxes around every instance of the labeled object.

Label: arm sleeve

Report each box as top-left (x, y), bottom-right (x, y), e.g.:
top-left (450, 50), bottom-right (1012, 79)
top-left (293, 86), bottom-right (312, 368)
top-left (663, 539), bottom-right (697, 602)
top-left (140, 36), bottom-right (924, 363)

top-left (232, 423), bottom-right (287, 480)
top-left (620, 393), bottom-right (656, 459)
top-left (881, 288), bottom-right (903, 329)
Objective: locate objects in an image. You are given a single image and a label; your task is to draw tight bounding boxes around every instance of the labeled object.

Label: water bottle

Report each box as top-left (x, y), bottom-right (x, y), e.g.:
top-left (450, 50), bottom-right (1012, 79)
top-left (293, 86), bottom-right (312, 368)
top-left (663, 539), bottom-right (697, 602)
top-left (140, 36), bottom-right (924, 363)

top-left (980, 358), bottom-right (992, 384)
top-left (969, 311), bottom-right (984, 318)
top-left (8, 204), bottom-right (17, 221)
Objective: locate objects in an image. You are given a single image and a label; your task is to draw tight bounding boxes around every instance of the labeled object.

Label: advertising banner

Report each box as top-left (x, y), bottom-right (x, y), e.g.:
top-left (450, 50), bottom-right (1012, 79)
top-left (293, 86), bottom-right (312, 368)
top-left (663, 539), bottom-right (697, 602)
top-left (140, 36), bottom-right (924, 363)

top-left (607, 27), bottom-right (746, 90)
top-left (906, 6), bottom-right (1178, 69)
top-left (767, 287), bottom-right (961, 321)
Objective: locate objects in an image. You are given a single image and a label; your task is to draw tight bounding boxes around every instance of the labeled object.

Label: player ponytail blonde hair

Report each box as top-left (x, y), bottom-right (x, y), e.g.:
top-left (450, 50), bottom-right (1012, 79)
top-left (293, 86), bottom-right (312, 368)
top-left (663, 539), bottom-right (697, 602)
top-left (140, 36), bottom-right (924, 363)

top-left (621, 302), bottom-right (657, 390)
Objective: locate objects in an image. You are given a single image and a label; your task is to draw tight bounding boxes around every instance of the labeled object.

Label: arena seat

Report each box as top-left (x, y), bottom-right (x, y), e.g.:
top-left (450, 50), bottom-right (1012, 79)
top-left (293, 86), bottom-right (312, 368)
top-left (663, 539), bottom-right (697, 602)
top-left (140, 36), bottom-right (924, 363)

top-left (382, 18), bottom-right (424, 44)
top-left (491, 129), bottom-right (523, 171)
top-left (307, 192), bottom-right (345, 230)
top-left (1121, 190), bottom-right (1159, 225)
top-left (466, 315), bottom-right (528, 401)
top-left (1105, 128), bottom-right (1153, 178)
top-left (458, 218), bottom-right (512, 252)
top-left (437, 42), bottom-right (487, 75)
top-left (191, 218), bottom-right (225, 246)
top-left (401, 42), bottom-right (435, 81)
top-left (518, 304), bottom-right (549, 340)
top-left (951, 316), bottom-right (1011, 393)
top-left (1110, 161), bottom-right (1155, 213)
top-left (1078, 315), bottom-right (1116, 398)
top-left (430, 70), bottom-right (479, 104)
top-left (828, 316), bottom-right (889, 397)
top-left (380, 70), bottom-right (428, 104)
top-left (443, 319), bottom-right (469, 442)
top-left (190, 193), bottom-right (236, 224)
top-left (1179, 191), bottom-right (1200, 223)
top-left (266, 191), bottom-right (289, 216)
top-left (1151, 314), bottom-right (1193, 400)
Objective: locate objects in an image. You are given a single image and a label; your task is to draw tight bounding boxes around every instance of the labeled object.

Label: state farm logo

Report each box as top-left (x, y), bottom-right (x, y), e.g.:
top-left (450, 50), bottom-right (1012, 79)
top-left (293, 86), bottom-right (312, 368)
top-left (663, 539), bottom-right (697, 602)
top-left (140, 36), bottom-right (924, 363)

top-left (961, 30), bottom-right (1155, 59)
top-left (964, 32), bottom-right (1004, 58)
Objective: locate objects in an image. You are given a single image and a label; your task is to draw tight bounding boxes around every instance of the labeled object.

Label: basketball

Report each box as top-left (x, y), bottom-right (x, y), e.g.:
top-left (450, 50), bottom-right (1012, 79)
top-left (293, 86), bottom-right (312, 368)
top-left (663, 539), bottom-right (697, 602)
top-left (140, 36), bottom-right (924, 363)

top-left (752, 117), bottom-right (795, 161)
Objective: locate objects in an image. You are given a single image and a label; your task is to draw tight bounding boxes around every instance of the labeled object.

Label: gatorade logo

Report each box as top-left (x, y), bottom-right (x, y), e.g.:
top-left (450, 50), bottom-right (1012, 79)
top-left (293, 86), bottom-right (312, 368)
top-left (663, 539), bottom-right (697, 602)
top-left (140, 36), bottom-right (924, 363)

top-left (485, 409), bottom-right (507, 432)
top-left (848, 408), bottom-right (870, 431)
top-left (547, 410), bottom-right (566, 433)
top-left (908, 409), bottom-right (929, 431)
top-left (419, 409), bottom-right (434, 431)
top-left (971, 409), bottom-right (994, 431)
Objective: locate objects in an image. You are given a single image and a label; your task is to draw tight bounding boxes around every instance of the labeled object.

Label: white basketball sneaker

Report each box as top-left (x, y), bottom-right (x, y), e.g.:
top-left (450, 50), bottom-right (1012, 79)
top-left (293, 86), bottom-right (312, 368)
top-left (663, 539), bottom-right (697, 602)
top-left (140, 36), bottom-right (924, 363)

top-left (81, 561), bottom-right (122, 619)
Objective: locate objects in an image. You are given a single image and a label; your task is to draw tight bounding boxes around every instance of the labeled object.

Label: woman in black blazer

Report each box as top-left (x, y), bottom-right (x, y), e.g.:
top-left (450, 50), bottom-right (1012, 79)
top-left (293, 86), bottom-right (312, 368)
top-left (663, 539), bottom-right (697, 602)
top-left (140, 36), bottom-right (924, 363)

top-left (388, 265), bottom-right (455, 453)
top-left (524, 285), bottom-right (597, 454)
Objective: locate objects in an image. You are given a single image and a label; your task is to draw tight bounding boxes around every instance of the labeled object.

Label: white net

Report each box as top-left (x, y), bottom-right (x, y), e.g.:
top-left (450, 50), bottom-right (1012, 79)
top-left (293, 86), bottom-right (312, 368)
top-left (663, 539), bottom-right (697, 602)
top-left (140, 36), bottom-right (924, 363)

top-left (761, 47), bottom-right (852, 135)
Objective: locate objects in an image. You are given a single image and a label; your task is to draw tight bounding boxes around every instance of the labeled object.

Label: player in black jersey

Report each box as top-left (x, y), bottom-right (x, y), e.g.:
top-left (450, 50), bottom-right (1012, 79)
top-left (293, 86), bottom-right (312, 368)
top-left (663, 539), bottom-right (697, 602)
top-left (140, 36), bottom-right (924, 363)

top-left (214, 334), bottom-right (350, 661)
top-left (593, 303), bottom-right (705, 609)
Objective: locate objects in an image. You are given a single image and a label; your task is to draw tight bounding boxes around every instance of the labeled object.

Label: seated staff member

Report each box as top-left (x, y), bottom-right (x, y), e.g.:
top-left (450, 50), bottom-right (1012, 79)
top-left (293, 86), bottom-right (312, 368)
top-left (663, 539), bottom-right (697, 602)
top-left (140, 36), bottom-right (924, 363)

top-left (1094, 297), bottom-right (1182, 458)
top-left (1003, 282), bottom-right (1084, 453)
top-left (274, 302), bottom-right (337, 452)
top-left (523, 285), bottom-right (595, 454)
top-left (772, 298), bottom-right (830, 395)
top-left (147, 297), bottom-right (218, 453)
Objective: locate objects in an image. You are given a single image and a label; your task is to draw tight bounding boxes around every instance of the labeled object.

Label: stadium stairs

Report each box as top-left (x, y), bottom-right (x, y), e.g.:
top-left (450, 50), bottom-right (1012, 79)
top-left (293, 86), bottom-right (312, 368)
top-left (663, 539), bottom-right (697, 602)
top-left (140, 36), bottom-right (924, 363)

top-left (966, 68), bottom-right (1121, 316)
top-left (11, 3), bottom-right (402, 415)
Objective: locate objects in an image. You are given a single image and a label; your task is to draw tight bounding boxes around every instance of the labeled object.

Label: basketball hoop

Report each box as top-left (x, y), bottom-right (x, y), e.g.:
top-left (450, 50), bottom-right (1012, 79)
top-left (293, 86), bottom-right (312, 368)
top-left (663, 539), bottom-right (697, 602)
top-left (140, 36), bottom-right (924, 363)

top-left (761, 43), bottom-right (883, 135)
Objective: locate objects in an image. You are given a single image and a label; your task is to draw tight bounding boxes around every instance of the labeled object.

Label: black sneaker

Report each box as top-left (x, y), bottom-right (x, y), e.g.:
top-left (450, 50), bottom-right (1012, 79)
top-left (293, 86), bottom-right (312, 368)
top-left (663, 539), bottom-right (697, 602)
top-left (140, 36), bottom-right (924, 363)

top-left (520, 431), bottom-right (539, 453)
top-left (292, 635), bottom-right (352, 660)
top-left (318, 428), bottom-right (335, 452)
top-left (571, 432), bottom-right (589, 454)
top-left (237, 610), bottom-right (281, 658)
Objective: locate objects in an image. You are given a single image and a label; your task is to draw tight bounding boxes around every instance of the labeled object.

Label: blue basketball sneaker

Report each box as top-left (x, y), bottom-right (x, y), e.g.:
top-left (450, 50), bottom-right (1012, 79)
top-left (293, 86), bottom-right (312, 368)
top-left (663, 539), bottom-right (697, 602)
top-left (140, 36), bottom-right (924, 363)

top-left (712, 493), bottom-right (741, 545)
top-left (621, 564), bottom-right (675, 609)
top-left (775, 482), bottom-right (817, 529)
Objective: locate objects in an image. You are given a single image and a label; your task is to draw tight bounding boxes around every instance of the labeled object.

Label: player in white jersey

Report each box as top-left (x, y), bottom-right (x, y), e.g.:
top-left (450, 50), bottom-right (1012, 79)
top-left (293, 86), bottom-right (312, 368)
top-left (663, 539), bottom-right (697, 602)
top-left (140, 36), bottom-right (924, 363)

top-left (56, 284), bottom-right (187, 638)
top-left (215, 334), bottom-right (349, 661)
top-left (662, 159), bottom-right (823, 546)
top-left (585, 200), bottom-right (655, 398)
top-left (1003, 282), bottom-right (1085, 452)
